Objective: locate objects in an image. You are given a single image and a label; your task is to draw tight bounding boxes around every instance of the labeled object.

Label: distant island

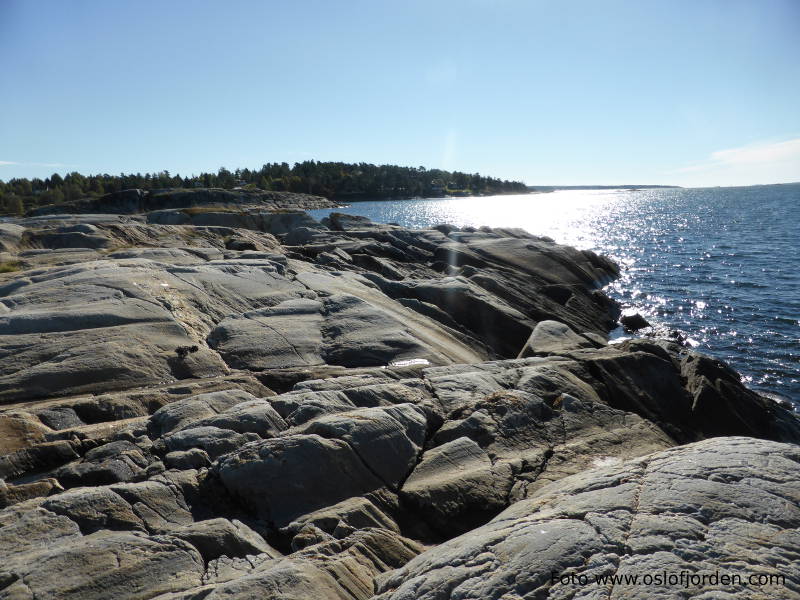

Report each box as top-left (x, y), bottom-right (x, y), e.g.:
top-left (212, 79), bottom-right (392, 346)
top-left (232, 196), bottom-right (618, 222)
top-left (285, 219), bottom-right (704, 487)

top-left (0, 161), bottom-right (528, 216)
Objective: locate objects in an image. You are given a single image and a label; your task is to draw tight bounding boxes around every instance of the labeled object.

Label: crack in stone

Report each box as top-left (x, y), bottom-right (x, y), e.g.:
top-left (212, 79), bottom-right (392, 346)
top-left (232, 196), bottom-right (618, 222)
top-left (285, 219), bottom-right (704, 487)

top-left (604, 458), bottom-right (651, 600)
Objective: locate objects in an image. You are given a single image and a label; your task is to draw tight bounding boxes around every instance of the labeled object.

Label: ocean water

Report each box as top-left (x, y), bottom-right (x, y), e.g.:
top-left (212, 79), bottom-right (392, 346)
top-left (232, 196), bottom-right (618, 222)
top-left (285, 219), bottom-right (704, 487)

top-left (309, 184), bottom-right (800, 404)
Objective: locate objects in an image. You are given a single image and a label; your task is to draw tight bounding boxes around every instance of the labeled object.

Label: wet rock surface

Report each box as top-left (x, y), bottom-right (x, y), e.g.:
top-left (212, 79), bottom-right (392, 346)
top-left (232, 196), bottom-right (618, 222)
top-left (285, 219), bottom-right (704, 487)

top-left (1, 198), bottom-right (798, 599)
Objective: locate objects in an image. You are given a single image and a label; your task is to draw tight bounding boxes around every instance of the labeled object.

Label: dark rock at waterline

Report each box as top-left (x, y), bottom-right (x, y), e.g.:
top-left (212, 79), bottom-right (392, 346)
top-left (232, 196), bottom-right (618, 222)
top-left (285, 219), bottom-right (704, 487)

top-left (620, 312), bottom-right (651, 331)
top-left (0, 208), bottom-right (798, 599)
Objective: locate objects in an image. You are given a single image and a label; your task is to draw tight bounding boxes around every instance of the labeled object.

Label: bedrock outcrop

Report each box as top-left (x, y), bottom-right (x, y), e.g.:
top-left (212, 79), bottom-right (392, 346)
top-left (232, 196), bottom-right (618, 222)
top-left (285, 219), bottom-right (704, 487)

top-left (0, 195), bottom-right (798, 599)
top-left (26, 187), bottom-right (336, 216)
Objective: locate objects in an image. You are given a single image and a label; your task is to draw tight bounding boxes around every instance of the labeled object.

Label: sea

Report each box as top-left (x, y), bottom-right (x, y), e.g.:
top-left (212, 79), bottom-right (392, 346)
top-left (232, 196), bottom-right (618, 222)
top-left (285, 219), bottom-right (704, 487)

top-left (309, 184), bottom-right (800, 405)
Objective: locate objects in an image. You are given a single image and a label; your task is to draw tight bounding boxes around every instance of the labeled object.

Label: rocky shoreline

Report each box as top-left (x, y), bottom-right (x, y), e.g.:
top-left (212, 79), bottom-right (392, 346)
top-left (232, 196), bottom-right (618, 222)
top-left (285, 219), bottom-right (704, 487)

top-left (0, 189), bottom-right (798, 599)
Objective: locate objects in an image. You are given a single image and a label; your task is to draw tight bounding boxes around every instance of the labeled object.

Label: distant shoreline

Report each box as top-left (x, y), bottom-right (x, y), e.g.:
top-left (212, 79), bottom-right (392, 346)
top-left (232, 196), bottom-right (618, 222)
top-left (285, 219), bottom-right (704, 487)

top-left (331, 189), bottom-right (536, 203)
top-left (528, 185), bottom-right (682, 191)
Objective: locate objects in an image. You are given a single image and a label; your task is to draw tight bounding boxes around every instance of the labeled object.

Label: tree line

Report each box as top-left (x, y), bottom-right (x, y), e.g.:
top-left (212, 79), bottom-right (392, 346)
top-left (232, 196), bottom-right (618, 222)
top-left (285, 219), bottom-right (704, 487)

top-left (0, 161), bottom-right (528, 215)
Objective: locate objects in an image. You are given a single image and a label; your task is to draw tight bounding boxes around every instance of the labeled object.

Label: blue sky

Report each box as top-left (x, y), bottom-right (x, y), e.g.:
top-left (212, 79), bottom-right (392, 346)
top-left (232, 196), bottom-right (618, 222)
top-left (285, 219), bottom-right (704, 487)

top-left (1, 0), bottom-right (799, 186)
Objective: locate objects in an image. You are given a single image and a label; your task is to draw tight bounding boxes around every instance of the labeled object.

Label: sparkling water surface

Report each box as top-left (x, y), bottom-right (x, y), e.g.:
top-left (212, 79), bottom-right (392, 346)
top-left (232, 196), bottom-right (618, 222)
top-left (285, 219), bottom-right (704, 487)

top-left (309, 184), bottom-right (800, 403)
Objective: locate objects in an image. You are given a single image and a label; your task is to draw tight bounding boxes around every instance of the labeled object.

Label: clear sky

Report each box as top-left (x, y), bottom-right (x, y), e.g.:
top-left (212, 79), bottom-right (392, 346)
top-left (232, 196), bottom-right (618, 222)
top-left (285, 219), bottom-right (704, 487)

top-left (1, 0), bottom-right (799, 187)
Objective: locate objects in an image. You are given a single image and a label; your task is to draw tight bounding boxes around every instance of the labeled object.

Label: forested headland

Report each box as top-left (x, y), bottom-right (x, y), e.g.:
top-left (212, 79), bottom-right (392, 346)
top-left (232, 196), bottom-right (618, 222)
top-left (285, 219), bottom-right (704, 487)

top-left (0, 161), bottom-right (528, 215)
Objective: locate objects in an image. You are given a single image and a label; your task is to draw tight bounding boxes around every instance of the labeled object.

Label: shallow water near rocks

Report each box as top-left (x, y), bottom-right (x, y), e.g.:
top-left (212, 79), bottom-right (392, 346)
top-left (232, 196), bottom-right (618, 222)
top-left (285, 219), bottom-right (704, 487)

top-left (310, 183), bottom-right (800, 404)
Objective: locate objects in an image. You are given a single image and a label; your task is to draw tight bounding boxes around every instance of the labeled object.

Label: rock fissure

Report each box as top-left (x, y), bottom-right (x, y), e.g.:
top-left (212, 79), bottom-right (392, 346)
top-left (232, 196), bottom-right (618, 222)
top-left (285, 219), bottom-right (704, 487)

top-left (602, 458), bottom-right (651, 600)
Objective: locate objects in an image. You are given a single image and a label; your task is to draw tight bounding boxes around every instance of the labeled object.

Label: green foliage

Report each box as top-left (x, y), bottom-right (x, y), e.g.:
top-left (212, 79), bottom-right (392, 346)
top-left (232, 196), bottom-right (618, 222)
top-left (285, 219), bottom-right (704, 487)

top-left (0, 162), bottom-right (528, 214)
top-left (180, 205), bottom-right (234, 215)
top-left (0, 261), bottom-right (22, 273)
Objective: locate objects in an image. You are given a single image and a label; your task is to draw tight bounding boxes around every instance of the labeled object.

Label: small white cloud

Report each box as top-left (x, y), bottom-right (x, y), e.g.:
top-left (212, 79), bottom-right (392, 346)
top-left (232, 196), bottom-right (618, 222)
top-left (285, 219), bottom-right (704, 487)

top-left (0, 161), bottom-right (19, 166)
top-left (711, 138), bottom-right (800, 166)
top-left (672, 137), bottom-right (800, 186)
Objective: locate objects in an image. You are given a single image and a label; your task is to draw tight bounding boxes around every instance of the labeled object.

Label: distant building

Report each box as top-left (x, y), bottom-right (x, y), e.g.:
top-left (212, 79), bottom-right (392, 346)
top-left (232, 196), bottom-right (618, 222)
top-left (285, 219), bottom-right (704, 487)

top-left (430, 179), bottom-right (445, 194)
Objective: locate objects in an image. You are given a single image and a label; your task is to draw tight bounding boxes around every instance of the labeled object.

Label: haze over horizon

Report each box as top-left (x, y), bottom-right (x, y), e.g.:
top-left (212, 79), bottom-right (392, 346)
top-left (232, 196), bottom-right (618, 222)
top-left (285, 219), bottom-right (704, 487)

top-left (1, 0), bottom-right (799, 188)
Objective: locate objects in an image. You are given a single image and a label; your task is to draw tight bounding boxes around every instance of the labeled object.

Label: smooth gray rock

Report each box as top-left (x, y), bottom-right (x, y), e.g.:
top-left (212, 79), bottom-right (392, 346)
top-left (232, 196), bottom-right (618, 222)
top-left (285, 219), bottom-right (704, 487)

top-left (270, 389), bottom-right (357, 426)
top-left (292, 404), bottom-right (427, 488)
top-left (321, 293), bottom-right (445, 367)
top-left (208, 299), bottom-right (325, 370)
top-left (284, 496), bottom-right (401, 539)
top-left (155, 426), bottom-right (259, 459)
top-left (185, 399), bottom-right (287, 438)
top-left (0, 505), bottom-right (81, 560)
top-left (54, 440), bottom-right (151, 488)
top-left (0, 530), bottom-right (204, 600)
top-left (41, 486), bottom-right (145, 534)
top-left (367, 276), bottom-right (536, 358)
top-left (400, 437), bottom-right (514, 535)
top-left (164, 448), bottom-right (212, 470)
top-left (0, 223), bottom-right (25, 253)
top-left (148, 390), bottom-right (259, 437)
top-left (0, 259), bottom-right (312, 402)
top-left (376, 437), bottom-right (800, 600)
top-left (214, 434), bottom-right (385, 527)
top-left (294, 271), bottom-right (485, 366)
top-left (517, 319), bottom-right (596, 356)
top-left (108, 478), bottom-right (196, 533)
top-left (167, 518), bottom-right (279, 562)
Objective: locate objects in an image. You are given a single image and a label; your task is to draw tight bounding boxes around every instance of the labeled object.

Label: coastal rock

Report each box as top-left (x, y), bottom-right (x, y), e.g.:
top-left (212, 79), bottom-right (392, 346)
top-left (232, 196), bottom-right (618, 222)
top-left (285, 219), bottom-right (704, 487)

top-left (208, 299), bottom-right (325, 370)
top-left (148, 389), bottom-right (261, 437)
top-left (680, 350), bottom-right (800, 441)
top-left (214, 434), bottom-right (386, 527)
top-left (0, 223), bottom-right (25, 253)
top-left (374, 437), bottom-right (800, 600)
top-left (292, 404), bottom-right (427, 488)
top-left (1, 206), bottom-right (798, 600)
top-left (146, 208), bottom-right (325, 236)
top-left (154, 426), bottom-right (260, 460)
top-left (283, 496), bottom-right (401, 539)
top-left (166, 517), bottom-right (279, 562)
top-left (108, 478), bottom-right (196, 533)
top-left (41, 486), bottom-right (146, 534)
top-left (54, 440), bottom-right (151, 488)
top-left (0, 530), bottom-right (205, 600)
top-left (28, 187), bottom-right (336, 216)
top-left (185, 399), bottom-right (287, 437)
top-left (176, 528), bottom-right (422, 599)
top-left (0, 412), bottom-right (51, 455)
top-left (164, 448), bottom-right (211, 470)
top-left (517, 319), bottom-right (599, 356)
top-left (620, 312), bottom-right (651, 331)
top-left (400, 437), bottom-right (514, 536)
top-left (0, 258), bottom-right (314, 403)
top-left (366, 275), bottom-right (536, 358)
